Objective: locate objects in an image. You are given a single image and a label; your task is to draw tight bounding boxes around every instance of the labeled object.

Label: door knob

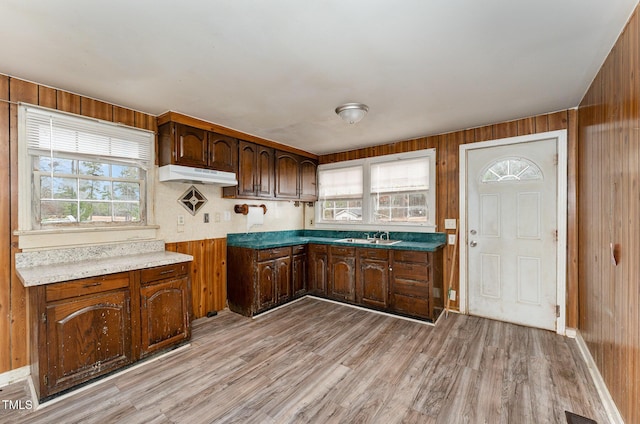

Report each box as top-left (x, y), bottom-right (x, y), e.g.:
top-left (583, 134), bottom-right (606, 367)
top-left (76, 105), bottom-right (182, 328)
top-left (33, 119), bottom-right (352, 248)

top-left (470, 240), bottom-right (478, 247)
top-left (470, 229), bottom-right (477, 235)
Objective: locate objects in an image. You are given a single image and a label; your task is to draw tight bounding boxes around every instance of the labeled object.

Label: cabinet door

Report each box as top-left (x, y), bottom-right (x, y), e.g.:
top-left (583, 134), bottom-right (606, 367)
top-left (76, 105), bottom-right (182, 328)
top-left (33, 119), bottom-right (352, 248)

top-left (45, 290), bottom-right (132, 395)
top-left (308, 245), bottom-right (328, 295)
top-left (209, 133), bottom-right (238, 173)
top-left (329, 247), bottom-right (356, 302)
top-left (275, 151), bottom-right (300, 199)
top-left (257, 260), bottom-right (277, 312)
top-left (237, 141), bottom-right (258, 197)
top-left (357, 248), bottom-right (389, 309)
top-left (257, 145), bottom-right (275, 198)
top-left (275, 256), bottom-right (291, 304)
top-left (175, 124), bottom-right (208, 167)
top-left (140, 276), bottom-right (191, 357)
top-left (299, 159), bottom-right (318, 201)
top-left (292, 250), bottom-right (307, 297)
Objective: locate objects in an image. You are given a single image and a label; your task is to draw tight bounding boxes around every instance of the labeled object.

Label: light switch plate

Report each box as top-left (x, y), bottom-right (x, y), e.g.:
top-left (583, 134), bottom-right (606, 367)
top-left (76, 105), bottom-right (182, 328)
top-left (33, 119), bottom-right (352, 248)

top-left (444, 219), bottom-right (457, 230)
top-left (448, 234), bottom-right (457, 245)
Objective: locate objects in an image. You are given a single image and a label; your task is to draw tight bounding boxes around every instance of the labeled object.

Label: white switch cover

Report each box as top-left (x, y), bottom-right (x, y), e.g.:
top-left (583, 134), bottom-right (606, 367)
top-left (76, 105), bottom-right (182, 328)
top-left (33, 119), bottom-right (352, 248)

top-left (444, 219), bottom-right (457, 230)
top-left (214, 212), bottom-right (221, 222)
top-left (223, 211), bottom-right (231, 221)
top-left (448, 234), bottom-right (457, 245)
top-left (448, 289), bottom-right (457, 301)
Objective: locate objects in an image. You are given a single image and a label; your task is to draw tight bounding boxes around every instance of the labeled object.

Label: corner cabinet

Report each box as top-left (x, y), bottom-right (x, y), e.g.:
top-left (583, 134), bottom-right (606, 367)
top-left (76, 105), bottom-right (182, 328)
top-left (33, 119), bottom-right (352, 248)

top-left (274, 150), bottom-right (318, 201)
top-left (29, 263), bottom-right (192, 401)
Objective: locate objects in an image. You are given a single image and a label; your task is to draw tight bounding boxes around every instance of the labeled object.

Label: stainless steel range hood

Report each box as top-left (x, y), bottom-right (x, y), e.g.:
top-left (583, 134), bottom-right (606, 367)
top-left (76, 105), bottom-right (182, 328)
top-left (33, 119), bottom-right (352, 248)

top-left (158, 164), bottom-right (238, 186)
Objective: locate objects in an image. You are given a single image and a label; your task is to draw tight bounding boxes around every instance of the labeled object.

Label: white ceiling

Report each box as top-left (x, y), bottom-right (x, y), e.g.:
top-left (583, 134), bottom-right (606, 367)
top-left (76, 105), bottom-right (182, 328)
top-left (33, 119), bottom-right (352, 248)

top-left (1, 1), bottom-right (638, 155)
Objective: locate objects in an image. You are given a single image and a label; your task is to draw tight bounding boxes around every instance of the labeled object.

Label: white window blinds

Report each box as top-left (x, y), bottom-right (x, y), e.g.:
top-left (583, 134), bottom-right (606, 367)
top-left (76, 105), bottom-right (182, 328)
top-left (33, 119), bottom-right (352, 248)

top-left (24, 106), bottom-right (153, 164)
top-left (371, 157), bottom-right (429, 193)
top-left (318, 166), bottom-right (363, 199)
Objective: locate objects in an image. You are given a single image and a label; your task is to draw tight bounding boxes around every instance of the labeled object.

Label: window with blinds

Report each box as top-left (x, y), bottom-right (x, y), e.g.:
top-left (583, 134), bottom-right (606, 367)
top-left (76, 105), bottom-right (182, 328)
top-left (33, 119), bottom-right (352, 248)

top-left (316, 150), bottom-right (436, 228)
top-left (21, 105), bottom-right (154, 228)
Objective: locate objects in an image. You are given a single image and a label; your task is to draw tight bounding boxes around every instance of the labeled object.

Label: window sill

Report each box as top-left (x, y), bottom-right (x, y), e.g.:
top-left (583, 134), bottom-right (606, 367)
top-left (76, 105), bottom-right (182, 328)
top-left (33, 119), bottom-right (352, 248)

top-left (14, 225), bottom-right (160, 251)
top-left (312, 222), bottom-right (437, 233)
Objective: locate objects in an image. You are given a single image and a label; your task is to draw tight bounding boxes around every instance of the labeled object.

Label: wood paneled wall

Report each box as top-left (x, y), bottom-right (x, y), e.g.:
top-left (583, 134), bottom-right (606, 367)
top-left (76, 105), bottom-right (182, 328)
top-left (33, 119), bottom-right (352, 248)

top-left (320, 110), bottom-right (578, 328)
top-left (165, 238), bottom-right (227, 318)
top-left (578, 6), bottom-right (640, 423)
top-left (0, 75), bottom-right (157, 374)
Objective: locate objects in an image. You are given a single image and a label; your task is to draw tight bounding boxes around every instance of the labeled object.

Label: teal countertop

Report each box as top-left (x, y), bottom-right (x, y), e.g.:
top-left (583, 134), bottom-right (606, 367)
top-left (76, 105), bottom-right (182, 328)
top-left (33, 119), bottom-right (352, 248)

top-left (227, 230), bottom-right (446, 252)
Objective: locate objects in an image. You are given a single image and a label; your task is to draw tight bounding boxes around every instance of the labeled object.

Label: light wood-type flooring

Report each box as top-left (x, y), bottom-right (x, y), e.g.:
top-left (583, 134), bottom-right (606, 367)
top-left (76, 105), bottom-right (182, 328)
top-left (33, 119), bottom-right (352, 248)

top-left (0, 297), bottom-right (607, 423)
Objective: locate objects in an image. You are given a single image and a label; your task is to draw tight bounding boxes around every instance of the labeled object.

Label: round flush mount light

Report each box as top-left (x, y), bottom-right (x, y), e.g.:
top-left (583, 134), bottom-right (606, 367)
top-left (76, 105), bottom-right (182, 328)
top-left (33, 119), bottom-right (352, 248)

top-left (335, 103), bottom-right (369, 124)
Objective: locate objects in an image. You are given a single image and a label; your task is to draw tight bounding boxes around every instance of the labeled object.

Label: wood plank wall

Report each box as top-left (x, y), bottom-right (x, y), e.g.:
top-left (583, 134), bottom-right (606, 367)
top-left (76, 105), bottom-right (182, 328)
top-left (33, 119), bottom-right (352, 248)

top-left (165, 238), bottom-right (228, 318)
top-left (577, 6), bottom-right (639, 423)
top-left (0, 75), bottom-right (157, 374)
top-left (319, 110), bottom-right (578, 328)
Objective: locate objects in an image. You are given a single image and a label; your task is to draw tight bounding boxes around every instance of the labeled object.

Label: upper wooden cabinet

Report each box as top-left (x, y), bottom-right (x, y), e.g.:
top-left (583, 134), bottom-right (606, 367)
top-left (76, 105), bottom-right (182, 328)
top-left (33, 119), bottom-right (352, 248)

top-left (275, 150), bottom-right (318, 201)
top-left (208, 132), bottom-right (238, 173)
top-left (224, 141), bottom-right (275, 199)
top-left (158, 122), bottom-right (238, 172)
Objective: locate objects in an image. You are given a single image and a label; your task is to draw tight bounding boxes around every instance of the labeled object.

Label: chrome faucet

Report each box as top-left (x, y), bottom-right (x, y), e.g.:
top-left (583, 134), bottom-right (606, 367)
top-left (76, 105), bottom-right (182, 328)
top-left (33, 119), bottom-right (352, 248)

top-left (380, 231), bottom-right (389, 240)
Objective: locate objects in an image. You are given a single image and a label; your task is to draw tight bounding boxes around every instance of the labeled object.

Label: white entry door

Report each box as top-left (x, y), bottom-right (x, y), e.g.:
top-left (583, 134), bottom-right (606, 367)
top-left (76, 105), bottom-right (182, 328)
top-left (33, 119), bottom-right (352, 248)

top-left (467, 138), bottom-right (557, 331)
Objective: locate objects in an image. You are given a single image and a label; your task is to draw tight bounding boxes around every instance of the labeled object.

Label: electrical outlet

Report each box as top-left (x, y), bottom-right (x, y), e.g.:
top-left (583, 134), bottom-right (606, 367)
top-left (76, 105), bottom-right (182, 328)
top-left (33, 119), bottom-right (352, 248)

top-left (444, 219), bottom-right (457, 230)
top-left (448, 234), bottom-right (456, 245)
top-left (448, 289), bottom-right (457, 301)
top-left (177, 215), bottom-right (185, 225)
top-left (223, 211), bottom-right (231, 221)
top-left (214, 212), bottom-right (221, 222)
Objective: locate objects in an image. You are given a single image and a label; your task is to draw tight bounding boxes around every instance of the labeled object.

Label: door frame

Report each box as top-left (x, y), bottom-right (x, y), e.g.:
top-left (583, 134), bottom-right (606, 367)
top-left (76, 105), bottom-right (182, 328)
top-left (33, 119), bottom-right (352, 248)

top-left (458, 130), bottom-right (568, 335)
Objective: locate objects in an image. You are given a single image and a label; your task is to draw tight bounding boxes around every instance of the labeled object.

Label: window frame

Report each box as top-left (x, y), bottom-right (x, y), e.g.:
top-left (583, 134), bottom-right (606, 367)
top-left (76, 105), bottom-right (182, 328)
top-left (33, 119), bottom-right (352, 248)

top-left (315, 149), bottom-right (436, 232)
top-left (17, 104), bottom-right (157, 249)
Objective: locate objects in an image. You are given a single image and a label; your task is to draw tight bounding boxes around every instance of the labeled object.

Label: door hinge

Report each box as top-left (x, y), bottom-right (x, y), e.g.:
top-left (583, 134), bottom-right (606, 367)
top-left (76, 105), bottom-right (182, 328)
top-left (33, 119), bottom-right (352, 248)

top-left (41, 312), bottom-right (47, 323)
top-left (554, 230), bottom-right (558, 242)
top-left (44, 374), bottom-right (48, 386)
top-left (553, 154), bottom-right (559, 165)
top-left (556, 305), bottom-right (560, 317)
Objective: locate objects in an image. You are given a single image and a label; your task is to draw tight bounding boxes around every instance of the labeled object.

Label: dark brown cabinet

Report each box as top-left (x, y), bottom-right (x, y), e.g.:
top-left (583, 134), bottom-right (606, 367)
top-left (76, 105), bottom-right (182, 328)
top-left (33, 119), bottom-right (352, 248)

top-left (275, 151), bottom-right (318, 201)
top-left (158, 122), bottom-right (238, 172)
top-left (292, 245), bottom-right (307, 297)
top-left (140, 263), bottom-right (191, 357)
top-left (31, 273), bottom-right (133, 399)
top-left (389, 249), bottom-right (443, 321)
top-left (228, 246), bottom-right (295, 316)
top-left (356, 248), bottom-right (390, 310)
top-left (208, 132), bottom-right (238, 173)
top-left (30, 263), bottom-right (192, 401)
top-left (328, 246), bottom-right (357, 302)
top-left (225, 141), bottom-right (275, 199)
top-left (307, 244), bottom-right (328, 295)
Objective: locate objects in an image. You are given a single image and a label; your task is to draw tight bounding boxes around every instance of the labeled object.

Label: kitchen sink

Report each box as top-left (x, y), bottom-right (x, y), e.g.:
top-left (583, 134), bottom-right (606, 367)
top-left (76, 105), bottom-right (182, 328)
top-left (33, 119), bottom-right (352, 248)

top-left (336, 238), bottom-right (402, 246)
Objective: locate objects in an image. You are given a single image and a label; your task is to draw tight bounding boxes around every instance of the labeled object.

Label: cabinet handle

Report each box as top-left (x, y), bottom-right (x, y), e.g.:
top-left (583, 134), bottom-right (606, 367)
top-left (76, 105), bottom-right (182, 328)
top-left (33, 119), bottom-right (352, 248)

top-left (389, 267), bottom-right (393, 271)
top-left (159, 269), bottom-right (175, 275)
top-left (82, 282), bottom-right (102, 288)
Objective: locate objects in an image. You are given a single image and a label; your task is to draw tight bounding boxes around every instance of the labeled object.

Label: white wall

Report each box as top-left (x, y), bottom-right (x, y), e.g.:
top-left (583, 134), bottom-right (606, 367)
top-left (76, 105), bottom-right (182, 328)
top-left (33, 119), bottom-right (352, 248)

top-left (155, 179), bottom-right (306, 242)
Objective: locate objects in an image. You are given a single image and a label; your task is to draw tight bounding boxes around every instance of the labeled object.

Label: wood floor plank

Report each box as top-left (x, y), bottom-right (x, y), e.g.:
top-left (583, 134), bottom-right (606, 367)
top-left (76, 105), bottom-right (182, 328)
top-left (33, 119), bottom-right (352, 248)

top-left (0, 297), bottom-right (608, 423)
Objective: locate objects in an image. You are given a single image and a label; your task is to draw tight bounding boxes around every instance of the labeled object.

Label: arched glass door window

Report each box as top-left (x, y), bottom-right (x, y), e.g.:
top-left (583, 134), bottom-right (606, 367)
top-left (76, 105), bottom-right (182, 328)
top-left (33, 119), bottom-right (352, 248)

top-left (481, 157), bottom-right (543, 183)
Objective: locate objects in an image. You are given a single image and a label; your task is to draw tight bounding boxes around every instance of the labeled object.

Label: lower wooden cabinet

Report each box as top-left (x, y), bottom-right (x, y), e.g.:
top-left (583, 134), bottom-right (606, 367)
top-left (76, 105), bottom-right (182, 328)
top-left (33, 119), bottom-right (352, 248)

top-left (30, 263), bottom-right (192, 401)
top-left (307, 244), bottom-right (328, 295)
top-left (328, 246), bottom-right (356, 302)
top-left (356, 248), bottom-right (390, 310)
top-left (140, 263), bottom-right (191, 357)
top-left (227, 243), bottom-right (443, 323)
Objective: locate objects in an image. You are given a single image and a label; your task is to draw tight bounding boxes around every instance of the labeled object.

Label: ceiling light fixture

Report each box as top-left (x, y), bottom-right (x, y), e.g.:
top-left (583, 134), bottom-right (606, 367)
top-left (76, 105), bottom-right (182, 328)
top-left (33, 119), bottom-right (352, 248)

top-left (335, 103), bottom-right (369, 124)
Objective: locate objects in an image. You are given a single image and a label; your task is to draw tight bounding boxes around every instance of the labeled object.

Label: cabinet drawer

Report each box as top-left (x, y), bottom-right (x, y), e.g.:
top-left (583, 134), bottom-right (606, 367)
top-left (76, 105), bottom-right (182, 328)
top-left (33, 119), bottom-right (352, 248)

top-left (258, 246), bottom-right (291, 261)
top-left (391, 293), bottom-right (429, 318)
top-left (393, 250), bottom-right (429, 264)
top-left (392, 279), bottom-right (429, 298)
top-left (140, 263), bottom-right (189, 283)
top-left (330, 246), bottom-right (356, 256)
top-left (46, 273), bottom-right (130, 302)
top-left (392, 262), bottom-right (429, 281)
top-left (292, 244), bottom-right (306, 255)
top-left (358, 248), bottom-right (390, 260)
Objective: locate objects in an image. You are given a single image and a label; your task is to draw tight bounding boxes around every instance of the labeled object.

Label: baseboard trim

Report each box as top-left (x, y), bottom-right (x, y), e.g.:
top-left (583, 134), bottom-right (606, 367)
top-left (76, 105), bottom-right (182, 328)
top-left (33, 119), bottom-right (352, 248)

top-left (0, 366), bottom-right (30, 388)
top-left (565, 327), bottom-right (577, 338)
top-left (574, 331), bottom-right (624, 424)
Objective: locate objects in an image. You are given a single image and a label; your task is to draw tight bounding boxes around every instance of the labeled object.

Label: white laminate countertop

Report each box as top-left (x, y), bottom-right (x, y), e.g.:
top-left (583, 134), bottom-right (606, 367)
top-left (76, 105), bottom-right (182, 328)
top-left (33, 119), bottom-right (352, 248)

top-left (16, 247), bottom-right (193, 287)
